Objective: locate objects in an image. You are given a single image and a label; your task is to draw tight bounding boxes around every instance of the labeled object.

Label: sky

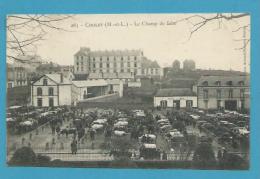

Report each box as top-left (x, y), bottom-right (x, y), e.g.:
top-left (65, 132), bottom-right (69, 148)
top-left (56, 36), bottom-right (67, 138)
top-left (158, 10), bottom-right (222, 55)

top-left (13, 14), bottom-right (251, 72)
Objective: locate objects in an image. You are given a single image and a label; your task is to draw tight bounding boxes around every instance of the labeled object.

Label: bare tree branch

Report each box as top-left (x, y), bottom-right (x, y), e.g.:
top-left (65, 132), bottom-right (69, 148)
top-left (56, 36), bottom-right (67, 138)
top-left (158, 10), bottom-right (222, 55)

top-left (6, 15), bottom-right (74, 58)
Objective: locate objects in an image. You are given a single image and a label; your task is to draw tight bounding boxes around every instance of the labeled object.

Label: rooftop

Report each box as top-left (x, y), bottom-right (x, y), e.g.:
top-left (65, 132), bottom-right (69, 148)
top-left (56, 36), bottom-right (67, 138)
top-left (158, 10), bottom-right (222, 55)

top-left (75, 47), bottom-right (143, 57)
top-left (45, 74), bottom-right (71, 84)
top-left (72, 79), bottom-right (108, 87)
top-left (198, 75), bottom-right (250, 86)
top-left (155, 88), bottom-right (196, 97)
top-left (88, 72), bottom-right (134, 79)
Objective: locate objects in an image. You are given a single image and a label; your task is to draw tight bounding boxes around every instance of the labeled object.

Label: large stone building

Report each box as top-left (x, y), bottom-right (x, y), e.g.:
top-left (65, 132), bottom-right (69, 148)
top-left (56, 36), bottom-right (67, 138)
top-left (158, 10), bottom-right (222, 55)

top-left (197, 75), bottom-right (250, 111)
top-left (73, 47), bottom-right (163, 80)
top-left (7, 64), bottom-right (28, 88)
top-left (154, 88), bottom-right (197, 109)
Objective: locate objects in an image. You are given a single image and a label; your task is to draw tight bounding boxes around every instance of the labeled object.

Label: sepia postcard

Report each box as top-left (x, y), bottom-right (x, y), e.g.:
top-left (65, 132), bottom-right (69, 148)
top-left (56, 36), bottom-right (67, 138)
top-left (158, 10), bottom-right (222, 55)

top-left (5, 13), bottom-right (251, 170)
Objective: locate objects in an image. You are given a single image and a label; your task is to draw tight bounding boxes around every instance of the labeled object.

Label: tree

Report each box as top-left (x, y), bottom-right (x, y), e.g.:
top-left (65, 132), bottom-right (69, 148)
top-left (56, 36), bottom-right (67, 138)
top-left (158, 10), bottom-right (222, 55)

top-left (110, 136), bottom-right (134, 160)
top-left (6, 15), bottom-right (73, 61)
top-left (172, 13), bottom-right (250, 72)
top-left (193, 142), bottom-right (216, 168)
top-left (9, 146), bottom-right (37, 165)
top-left (173, 13), bottom-right (249, 42)
top-left (221, 153), bottom-right (248, 169)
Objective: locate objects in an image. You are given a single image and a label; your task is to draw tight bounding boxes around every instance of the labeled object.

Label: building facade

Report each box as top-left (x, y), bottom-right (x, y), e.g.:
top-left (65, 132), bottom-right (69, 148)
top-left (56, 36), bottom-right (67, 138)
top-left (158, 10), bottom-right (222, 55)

top-left (197, 75), bottom-right (250, 111)
top-left (74, 47), bottom-right (143, 75)
top-left (31, 74), bottom-right (74, 107)
top-left (73, 47), bottom-right (163, 79)
top-left (154, 88), bottom-right (197, 109)
top-left (7, 65), bottom-right (28, 88)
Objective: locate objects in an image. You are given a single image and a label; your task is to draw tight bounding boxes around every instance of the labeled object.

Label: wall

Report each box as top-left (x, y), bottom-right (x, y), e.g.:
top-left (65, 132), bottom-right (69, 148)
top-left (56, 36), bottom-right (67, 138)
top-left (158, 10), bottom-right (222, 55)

top-left (80, 93), bottom-right (119, 102)
top-left (32, 76), bottom-right (73, 107)
top-left (197, 86), bottom-right (250, 110)
top-left (154, 96), bottom-right (197, 108)
top-left (31, 85), bottom-right (58, 107)
top-left (71, 84), bottom-right (80, 106)
top-left (59, 84), bottom-right (72, 105)
top-left (74, 53), bottom-right (142, 75)
top-left (128, 81), bottom-right (141, 88)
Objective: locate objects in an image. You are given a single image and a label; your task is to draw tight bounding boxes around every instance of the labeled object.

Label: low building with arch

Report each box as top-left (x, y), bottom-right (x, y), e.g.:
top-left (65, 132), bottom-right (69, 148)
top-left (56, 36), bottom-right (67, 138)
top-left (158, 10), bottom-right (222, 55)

top-left (154, 88), bottom-right (197, 109)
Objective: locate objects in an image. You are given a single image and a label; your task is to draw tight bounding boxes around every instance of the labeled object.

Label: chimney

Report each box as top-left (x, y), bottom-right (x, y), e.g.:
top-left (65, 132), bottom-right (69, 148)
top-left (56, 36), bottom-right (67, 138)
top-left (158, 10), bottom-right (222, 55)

top-left (60, 73), bottom-right (64, 83)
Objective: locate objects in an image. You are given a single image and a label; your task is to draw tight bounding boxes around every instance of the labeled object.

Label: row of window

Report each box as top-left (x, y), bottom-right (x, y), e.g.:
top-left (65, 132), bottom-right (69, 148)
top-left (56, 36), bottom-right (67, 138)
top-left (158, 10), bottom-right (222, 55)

top-left (16, 73), bottom-right (27, 78)
top-left (16, 80), bottom-right (27, 86)
top-left (76, 56), bottom-right (138, 62)
top-left (203, 89), bottom-right (245, 99)
top-left (203, 99), bottom-right (245, 109)
top-left (75, 66), bottom-right (160, 75)
top-left (159, 100), bottom-right (193, 108)
top-left (76, 62), bottom-right (138, 68)
top-left (37, 98), bottom-right (54, 107)
top-left (76, 67), bottom-right (139, 74)
top-left (37, 87), bottom-right (54, 96)
top-left (202, 80), bottom-right (245, 86)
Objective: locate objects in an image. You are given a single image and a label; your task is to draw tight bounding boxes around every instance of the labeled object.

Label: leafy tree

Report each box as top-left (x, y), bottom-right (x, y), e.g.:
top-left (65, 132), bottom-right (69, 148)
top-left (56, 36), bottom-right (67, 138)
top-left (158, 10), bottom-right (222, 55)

top-left (110, 137), bottom-right (133, 160)
top-left (221, 153), bottom-right (248, 169)
top-left (10, 147), bottom-right (36, 165)
top-left (193, 142), bottom-right (216, 168)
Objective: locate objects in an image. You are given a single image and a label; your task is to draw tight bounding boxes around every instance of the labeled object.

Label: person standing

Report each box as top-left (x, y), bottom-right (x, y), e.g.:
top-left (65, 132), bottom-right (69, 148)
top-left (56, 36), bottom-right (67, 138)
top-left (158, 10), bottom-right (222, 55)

top-left (71, 140), bottom-right (77, 154)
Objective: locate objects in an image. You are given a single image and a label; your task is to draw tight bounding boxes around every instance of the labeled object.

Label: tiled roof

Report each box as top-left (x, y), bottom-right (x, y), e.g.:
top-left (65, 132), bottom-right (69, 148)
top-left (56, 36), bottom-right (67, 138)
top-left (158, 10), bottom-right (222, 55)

top-left (45, 74), bottom-right (71, 84)
top-left (155, 88), bottom-right (196, 97)
top-left (74, 74), bottom-right (88, 81)
top-left (198, 75), bottom-right (250, 86)
top-left (88, 72), bottom-right (134, 79)
top-left (72, 79), bottom-right (108, 87)
top-left (88, 73), bottom-right (103, 79)
top-left (103, 73), bottom-right (117, 78)
top-left (117, 72), bottom-right (134, 79)
top-left (75, 47), bottom-right (143, 57)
